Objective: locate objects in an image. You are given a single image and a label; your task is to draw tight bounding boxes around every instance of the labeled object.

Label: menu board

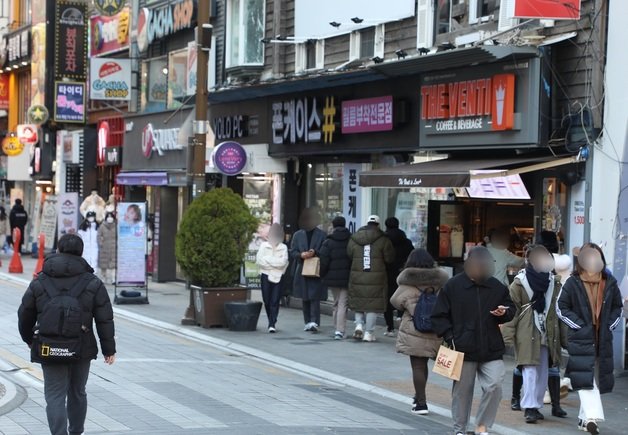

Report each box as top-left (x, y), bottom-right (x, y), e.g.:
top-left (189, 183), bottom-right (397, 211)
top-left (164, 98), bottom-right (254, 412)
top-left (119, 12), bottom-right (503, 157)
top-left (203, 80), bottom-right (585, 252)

top-left (116, 202), bottom-right (147, 286)
top-left (39, 195), bottom-right (58, 249)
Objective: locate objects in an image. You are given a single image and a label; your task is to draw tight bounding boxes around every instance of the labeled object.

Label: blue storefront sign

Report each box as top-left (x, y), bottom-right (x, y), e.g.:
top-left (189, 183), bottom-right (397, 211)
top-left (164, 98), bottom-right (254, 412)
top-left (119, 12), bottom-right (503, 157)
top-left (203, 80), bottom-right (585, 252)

top-left (54, 81), bottom-right (86, 123)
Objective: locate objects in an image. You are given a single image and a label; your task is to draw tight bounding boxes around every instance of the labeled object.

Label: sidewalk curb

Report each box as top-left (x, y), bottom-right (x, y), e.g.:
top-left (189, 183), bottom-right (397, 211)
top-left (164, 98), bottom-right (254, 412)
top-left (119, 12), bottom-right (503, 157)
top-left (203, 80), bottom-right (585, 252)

top-left (1, 271), bottom-right (526, 435)
top-left (112, 306), bottom-right (527, 435)
top-left (0, 360), bottom-right (28, 415)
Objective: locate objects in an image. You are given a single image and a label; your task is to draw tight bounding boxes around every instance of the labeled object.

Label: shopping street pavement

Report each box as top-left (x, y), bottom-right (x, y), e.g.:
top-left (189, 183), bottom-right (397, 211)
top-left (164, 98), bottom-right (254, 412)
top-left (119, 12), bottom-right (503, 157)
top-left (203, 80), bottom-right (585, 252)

top-left (0, 255), bottom-right (627, 434)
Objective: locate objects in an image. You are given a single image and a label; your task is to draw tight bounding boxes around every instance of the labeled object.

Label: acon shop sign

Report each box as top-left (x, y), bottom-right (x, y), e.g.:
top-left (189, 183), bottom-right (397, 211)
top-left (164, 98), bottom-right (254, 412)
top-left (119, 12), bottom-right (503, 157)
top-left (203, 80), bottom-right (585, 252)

top-left (141, 123), bottom-right (184, 158)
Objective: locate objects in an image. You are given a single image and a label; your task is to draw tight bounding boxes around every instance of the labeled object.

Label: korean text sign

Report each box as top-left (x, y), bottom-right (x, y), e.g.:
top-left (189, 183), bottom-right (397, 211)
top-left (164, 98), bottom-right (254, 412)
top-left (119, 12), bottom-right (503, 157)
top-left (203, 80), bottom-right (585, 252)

top-left (54, 1), bottom-right (88, 79)
top-left (341, 96), bottom-right (393, 134)
top-left (54, 82), bottom-right (85, 123)
top-left (342, 163), bottom-right (362, 234)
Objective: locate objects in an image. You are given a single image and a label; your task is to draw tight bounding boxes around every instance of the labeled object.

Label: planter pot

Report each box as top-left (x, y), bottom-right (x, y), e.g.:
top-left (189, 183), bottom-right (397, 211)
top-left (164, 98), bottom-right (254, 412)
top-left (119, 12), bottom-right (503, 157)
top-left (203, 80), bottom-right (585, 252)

top-left (224, 301), bottom-right (263, 331)
top-left (191, 285), bottom-right (248, 328)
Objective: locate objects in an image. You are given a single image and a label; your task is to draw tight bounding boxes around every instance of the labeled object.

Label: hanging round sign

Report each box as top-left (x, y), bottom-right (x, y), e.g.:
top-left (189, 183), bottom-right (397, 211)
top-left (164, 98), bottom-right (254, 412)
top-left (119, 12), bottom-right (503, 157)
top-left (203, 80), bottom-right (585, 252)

top-left (213, 141), bottom-right (247, 176)
top-left (17, 124), bottom-right (39, 145)
top-left (27, 104), bottom-right (49, 125)
top-left (2, 135), bottom-right (25, 156)
top-left (94, 0), bottom-right (125, 17)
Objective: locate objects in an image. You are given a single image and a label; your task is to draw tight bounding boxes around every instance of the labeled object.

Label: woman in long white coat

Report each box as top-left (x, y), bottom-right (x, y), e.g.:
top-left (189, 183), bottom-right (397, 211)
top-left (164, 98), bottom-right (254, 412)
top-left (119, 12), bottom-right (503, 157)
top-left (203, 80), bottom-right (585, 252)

top-left (78, 210), bottom-right (99, 272)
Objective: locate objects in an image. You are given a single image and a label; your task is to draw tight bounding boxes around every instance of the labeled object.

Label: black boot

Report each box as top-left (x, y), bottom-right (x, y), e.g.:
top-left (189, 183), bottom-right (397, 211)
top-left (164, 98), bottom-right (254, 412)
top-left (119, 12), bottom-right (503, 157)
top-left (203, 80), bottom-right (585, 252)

top-left (511, 371), bottom-right (523, 411)
top-left (524, 408), bottom-right (539, 424)
top-left (548, 376), bottom-right (567, 417)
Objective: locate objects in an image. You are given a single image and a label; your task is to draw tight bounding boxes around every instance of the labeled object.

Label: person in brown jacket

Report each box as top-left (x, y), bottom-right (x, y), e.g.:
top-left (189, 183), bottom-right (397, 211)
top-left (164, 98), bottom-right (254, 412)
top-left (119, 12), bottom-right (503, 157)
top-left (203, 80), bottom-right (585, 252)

top-left (390, 248), bottom-right (449, 415)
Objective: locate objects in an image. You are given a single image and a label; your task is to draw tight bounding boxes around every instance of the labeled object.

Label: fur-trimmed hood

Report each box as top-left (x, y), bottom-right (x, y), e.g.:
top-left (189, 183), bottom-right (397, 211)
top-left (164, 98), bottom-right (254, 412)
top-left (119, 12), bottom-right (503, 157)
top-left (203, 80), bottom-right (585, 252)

top-left (397, 267), bottom-right (449, 289)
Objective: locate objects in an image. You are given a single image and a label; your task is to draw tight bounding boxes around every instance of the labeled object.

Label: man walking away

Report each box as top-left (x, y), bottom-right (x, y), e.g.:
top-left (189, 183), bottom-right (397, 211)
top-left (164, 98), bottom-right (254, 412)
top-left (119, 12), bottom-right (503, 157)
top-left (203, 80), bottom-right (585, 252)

top-left (319, 216), bottom-right (352, 340)
top-left (18, 234), bottom-right (116, 435)
top-left (431, 246), bottom-right (515, 435)
top-left (384, 217), bottom-right (414, 336)
top-left (347, 215), bottom-right (395, 342)
top-left (9, 198), bottom-right (28, 253)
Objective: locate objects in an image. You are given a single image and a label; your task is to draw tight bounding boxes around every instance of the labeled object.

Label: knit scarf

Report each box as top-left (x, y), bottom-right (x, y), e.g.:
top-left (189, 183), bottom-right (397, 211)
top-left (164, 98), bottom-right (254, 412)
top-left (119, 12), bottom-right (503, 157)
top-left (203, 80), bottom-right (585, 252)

top-left (526, 264), bottom-right (551, 313)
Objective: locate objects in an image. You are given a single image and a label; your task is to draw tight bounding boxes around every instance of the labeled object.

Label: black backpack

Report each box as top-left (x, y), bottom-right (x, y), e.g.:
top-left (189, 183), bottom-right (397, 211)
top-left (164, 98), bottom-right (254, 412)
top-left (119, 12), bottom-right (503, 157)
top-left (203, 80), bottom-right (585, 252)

top-left (413, 288), bottom-right (438, 333)
top-left (32, 273), bottom-right (94, 363)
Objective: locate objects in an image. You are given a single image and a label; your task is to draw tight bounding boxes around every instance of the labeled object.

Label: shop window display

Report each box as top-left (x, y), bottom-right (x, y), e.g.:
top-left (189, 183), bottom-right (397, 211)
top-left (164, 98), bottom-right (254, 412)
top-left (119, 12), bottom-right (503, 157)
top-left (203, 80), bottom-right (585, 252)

top-left (314, 163), bottom-right (343, 230)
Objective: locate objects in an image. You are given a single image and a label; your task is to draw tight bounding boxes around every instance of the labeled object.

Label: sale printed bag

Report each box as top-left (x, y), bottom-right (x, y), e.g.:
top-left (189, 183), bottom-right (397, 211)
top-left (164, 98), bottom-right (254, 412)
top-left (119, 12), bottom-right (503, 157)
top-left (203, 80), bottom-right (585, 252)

top-left (432, 343), bottom-right (464, 381)
top-left (302, 257), bottom-right (320, 278)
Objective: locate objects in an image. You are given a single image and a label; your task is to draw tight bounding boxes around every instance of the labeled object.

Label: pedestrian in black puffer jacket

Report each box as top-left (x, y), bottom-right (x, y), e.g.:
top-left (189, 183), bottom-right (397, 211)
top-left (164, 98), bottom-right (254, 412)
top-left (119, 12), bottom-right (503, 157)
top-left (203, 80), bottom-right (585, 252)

top-left (319, 216), bottom-right (352, 339)
top-left (556, 243), bottom-right (622, 434)
top-left (384, 217), bottom-right (414, 335)
top-left (18, 234), bottom-right (116, 435)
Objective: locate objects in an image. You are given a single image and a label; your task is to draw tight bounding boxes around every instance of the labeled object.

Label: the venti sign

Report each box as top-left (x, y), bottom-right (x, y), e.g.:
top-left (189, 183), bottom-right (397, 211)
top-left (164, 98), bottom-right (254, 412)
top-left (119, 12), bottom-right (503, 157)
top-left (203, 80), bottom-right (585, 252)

top-left (420, 73), bottom-right (515, 134)
top-left (141, 123), bottom-right (184, 158)
top-left (137, 0), bottom-right (196, 52)
top-left (418, 59), bottom-right (543, 150)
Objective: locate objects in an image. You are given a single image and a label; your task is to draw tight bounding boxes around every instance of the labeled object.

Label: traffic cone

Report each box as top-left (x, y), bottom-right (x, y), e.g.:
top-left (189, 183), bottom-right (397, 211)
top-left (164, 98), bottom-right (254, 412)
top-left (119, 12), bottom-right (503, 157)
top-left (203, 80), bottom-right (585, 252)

top-left (9, 227), bottom-right (23, 274)
top-left (33, 233), bottom-right (45, 278)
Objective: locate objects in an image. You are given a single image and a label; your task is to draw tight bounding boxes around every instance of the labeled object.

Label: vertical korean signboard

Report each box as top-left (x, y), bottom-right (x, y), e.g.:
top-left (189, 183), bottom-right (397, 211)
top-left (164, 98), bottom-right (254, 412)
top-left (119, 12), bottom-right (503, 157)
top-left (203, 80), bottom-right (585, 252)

top-left (54, 1), bottom-right (88, 80)
top-left (116, 203), bottom-right (147, 286)
top-left (343, 163), bottom-right (362, 234)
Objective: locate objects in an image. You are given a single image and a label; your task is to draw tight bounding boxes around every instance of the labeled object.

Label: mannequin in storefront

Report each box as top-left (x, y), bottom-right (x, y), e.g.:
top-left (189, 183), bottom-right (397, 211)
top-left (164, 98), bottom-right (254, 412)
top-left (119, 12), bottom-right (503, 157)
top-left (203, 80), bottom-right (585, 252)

top-left (78, 210), bottom-right (99, 272)
top-left (80, 189), bottom-right (106, 223)
top-left (97, 211), bottom-right (117, 284)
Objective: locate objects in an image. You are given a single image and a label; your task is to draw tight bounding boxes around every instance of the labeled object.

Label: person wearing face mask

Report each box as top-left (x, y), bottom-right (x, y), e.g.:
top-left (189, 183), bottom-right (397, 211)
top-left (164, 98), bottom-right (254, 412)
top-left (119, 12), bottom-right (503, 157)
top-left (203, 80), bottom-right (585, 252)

top-left (78, 210), bottom-right (99, 272)
top-left (256, 223), bottom-right (289, 333)
top-left (501, 245), bottom-right (567, 424)
top-left (556, 243), bottom-right (623, 435)
top-left (97, 212), bottom-right (117, 284)
top-left (431, 246), bottom-right (515, 435)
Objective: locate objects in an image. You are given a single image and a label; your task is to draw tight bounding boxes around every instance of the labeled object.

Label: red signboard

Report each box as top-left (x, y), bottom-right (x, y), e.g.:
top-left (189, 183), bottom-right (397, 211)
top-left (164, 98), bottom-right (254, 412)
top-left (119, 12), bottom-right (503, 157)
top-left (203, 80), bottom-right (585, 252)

top-left (90, 7), bottom-right (130, 56)
top-left (0, 75), bottom-right (9, 110)
top-left (97, 121), bottom-right (109, 165)
top-left (420, 73), bottom-right (516, 132)
top-left (514, 0), bottom-right (580, 20)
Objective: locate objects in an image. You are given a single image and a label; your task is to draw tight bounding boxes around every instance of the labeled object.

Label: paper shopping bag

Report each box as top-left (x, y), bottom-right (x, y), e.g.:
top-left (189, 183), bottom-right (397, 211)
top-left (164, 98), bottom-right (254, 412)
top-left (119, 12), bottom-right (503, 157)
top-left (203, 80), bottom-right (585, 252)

top-left (432, 344), bottom-right (464, 381)
top-left (302, 257), bottom-right (320, 277)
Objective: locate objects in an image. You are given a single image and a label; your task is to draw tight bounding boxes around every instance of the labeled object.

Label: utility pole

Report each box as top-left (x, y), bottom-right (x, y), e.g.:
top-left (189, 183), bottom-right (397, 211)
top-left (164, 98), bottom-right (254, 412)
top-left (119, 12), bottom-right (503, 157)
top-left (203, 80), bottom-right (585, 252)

top-left (182, 0), bottom-right (212, 325)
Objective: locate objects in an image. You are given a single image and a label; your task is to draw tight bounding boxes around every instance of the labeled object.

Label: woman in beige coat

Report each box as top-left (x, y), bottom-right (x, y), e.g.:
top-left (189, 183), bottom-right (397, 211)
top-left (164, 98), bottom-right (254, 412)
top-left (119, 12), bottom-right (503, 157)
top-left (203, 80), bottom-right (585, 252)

top-left (391, 248), bottom-right (449, 416)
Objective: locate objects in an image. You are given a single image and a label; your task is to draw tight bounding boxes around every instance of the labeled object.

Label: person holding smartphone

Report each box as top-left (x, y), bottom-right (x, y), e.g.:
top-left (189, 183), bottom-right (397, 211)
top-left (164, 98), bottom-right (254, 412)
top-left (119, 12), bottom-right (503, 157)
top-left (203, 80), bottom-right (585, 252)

top-left (431, 246), bottom-right (515, 435)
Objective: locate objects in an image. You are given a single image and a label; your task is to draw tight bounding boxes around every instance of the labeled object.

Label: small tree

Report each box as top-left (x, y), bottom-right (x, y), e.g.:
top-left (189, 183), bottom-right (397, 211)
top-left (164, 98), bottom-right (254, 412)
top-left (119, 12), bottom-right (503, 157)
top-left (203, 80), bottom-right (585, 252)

top-left (175, 188), bottom-right (258, 288)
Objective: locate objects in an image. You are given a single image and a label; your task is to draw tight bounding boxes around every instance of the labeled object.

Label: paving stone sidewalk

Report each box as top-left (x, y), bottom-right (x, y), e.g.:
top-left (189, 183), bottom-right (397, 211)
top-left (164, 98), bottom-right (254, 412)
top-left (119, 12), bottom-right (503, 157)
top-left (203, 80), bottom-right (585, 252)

top-left (1, 255), bottom-right (627, 434)
top-left (0, 270), bottom-right (453, 435)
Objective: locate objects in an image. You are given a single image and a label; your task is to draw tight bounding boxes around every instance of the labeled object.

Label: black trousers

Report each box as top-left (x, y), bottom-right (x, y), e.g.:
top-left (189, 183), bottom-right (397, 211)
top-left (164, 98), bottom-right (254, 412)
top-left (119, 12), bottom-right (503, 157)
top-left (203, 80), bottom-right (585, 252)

top-left (302, 299), bottom-right (321, 326)
top-left (260, 274), bottom-right (282, 327)
top-left (41, 359), bottom-right (91, 435)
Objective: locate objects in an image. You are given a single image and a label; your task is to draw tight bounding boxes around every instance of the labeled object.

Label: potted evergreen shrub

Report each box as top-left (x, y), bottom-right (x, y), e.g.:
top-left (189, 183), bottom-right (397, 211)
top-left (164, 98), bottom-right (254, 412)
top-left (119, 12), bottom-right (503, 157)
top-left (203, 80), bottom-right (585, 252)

top-left (175, 188), bottom-right (258, 328)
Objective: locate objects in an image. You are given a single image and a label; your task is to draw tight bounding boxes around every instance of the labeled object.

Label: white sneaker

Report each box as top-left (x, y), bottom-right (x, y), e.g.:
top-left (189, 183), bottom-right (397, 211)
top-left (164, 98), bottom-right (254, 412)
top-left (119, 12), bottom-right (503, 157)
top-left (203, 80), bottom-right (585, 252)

top-left (304, 322), bottom-right (313, 331)
top-left (268, 326), bottom-right (276, 333)
top-left (363, 332), bottom-right (376, 342)
top-left (310, 323), bottom-right (319, 332)
top-left (334, 331), bottom-right (344, 340)
top-left (353, 324), bottom-right (364, 340)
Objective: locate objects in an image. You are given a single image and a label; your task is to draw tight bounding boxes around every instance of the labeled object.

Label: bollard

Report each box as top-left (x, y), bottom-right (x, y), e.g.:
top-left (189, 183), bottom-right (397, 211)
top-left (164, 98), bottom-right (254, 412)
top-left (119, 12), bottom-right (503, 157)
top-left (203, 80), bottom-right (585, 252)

top-left (9, 227), bottom-right (23, 274)
top-left (33, 233), bottom-right (45, 278)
